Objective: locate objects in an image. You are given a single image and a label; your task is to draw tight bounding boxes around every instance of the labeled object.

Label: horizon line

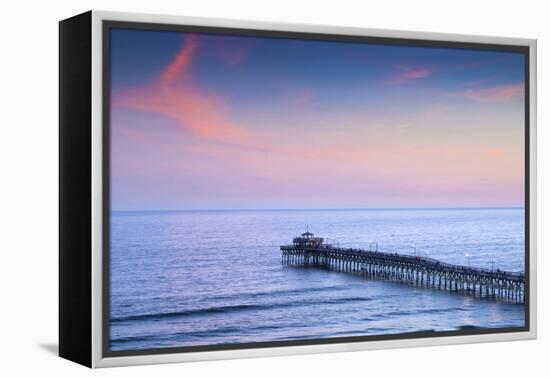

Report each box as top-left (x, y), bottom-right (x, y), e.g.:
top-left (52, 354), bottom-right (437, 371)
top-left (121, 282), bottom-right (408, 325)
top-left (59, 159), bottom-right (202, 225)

top-left (111, 206), bottom-right (525, 213)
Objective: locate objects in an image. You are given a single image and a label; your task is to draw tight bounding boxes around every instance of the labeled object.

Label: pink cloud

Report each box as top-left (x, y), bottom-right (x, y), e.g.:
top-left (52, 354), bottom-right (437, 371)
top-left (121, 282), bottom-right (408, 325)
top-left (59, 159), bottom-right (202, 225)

top-left (389, 64), bottom-right (432, 84)
top-left (114, 35), bottom-right (252, 144)
top-left (455, 83), bottom-right (524, 102)
top-left (113, 35), bottom-right (319, 154)
top-left (160, 35), bottom-right (197, 85)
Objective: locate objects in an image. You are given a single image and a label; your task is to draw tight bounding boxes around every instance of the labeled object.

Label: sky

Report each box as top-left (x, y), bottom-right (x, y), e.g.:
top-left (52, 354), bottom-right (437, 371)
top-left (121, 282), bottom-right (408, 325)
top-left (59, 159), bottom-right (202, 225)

top-left (110, 28), bottom-right (525, 211)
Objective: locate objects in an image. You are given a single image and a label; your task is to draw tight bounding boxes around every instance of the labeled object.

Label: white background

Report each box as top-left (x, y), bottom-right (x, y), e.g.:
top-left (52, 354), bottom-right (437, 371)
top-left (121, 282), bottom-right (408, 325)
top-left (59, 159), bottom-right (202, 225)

top-left (0, 0), bottom-right (546, 376)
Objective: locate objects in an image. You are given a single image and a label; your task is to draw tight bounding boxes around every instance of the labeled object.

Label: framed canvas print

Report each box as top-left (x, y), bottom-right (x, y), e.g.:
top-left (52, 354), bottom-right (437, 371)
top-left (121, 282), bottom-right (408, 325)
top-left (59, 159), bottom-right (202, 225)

top-left (59, 10), bottom-right (537, 368)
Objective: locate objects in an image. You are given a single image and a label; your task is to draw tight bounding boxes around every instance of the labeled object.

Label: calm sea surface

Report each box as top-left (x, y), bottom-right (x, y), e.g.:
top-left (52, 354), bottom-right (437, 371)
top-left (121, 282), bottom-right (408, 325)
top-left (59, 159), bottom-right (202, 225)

top-left (110, 208), bottom-right (525, 351)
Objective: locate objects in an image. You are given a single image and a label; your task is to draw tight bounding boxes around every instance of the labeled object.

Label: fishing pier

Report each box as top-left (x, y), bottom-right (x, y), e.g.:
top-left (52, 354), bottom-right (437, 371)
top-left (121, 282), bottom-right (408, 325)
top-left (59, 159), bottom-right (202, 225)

top-left (280, 231), bottom-right (525, 303)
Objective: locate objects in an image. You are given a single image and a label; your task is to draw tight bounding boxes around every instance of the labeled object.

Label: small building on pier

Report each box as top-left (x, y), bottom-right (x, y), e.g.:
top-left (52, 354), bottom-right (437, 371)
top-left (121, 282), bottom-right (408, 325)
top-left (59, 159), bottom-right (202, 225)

top-left (293, 231), bottom-right (324, 248)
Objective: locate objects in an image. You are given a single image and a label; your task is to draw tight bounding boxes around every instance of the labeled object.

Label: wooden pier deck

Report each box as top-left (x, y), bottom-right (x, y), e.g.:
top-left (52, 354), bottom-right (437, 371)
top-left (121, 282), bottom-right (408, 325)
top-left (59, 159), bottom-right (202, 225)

top-left (280, 232), bottom-right (525, 303)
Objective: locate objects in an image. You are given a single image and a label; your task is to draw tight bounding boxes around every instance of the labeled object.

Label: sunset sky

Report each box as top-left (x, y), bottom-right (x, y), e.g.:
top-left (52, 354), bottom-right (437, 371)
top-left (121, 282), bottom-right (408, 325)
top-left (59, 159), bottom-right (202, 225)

top-left (110, 28), bottom-right (525, 210)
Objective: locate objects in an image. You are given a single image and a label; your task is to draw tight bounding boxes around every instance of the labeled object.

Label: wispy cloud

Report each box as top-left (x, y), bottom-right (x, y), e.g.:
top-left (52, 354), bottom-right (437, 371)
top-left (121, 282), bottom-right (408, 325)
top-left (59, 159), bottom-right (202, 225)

top-left (114, 35), bottom-right (252, 144)
top-left (160, 35), bottom-right (197, 85)
top-left (389, 64), bottom-right (432, 84)
top-left (114, 35), bottom-right (319, 154)
top-left (451, 83), bottom-right (524, 102)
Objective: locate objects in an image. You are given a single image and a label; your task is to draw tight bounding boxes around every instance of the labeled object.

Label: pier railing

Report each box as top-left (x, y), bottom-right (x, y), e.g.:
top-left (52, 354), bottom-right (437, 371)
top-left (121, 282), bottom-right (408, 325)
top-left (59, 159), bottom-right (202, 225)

top-left (280, 243), bottom-right (525, 303)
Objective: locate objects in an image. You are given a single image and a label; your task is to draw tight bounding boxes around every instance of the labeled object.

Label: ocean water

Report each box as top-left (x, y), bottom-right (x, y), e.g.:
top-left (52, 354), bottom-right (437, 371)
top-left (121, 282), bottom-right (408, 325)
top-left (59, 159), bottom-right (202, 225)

top-left (109, 208), bottom-right (526, 351)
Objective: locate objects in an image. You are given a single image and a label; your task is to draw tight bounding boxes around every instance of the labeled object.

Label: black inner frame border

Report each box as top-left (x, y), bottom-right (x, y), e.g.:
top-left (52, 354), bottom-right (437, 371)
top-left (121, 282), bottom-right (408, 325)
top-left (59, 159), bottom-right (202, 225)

top-left (102, 20), bottom-right (531, 358)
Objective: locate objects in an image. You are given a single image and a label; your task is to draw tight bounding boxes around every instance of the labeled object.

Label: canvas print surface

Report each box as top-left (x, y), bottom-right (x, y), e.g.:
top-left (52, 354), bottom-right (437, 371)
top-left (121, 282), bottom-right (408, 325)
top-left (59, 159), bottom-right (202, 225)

top-left (108, 27), bottom-right (526, 352)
